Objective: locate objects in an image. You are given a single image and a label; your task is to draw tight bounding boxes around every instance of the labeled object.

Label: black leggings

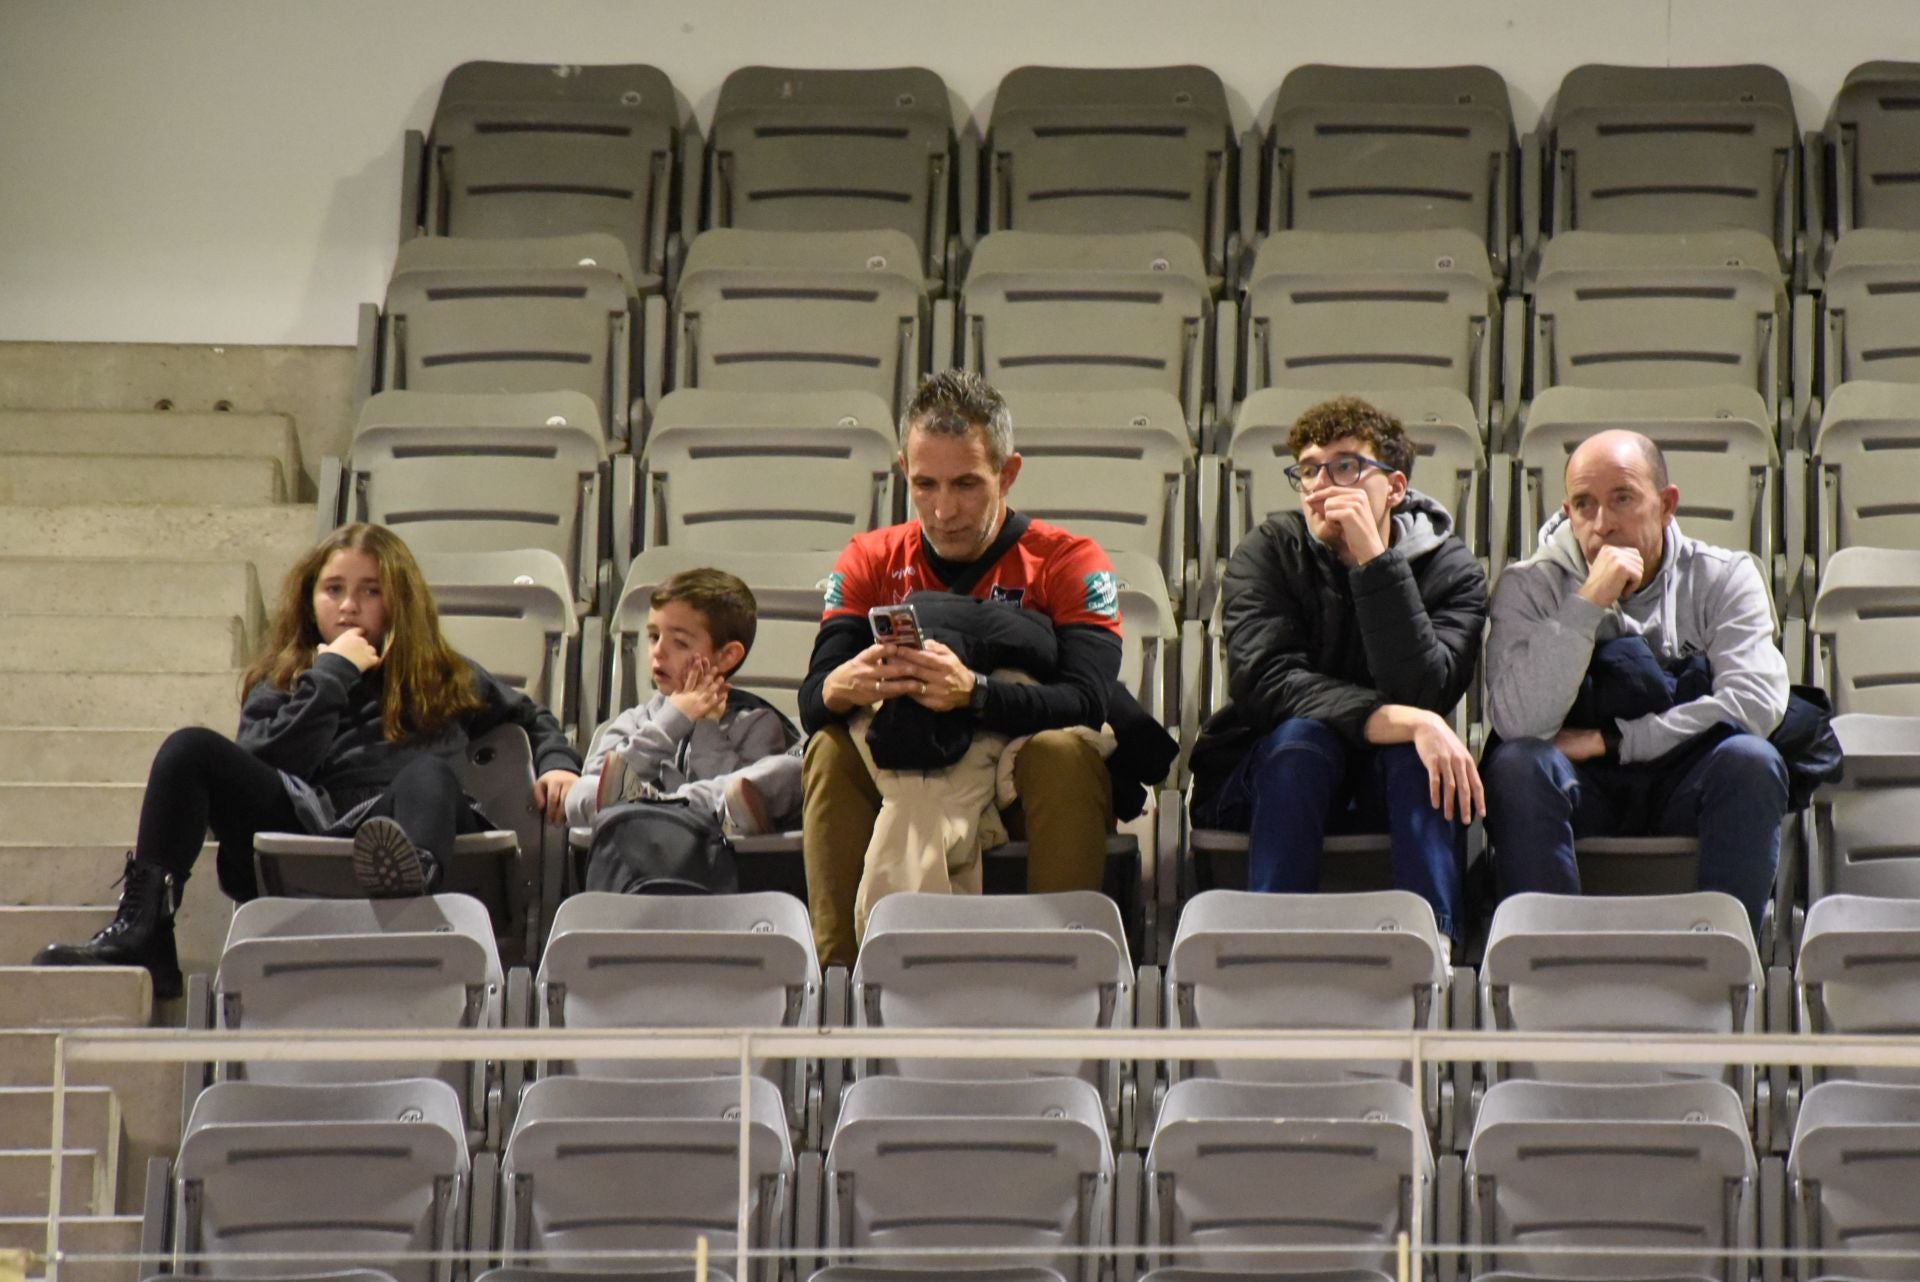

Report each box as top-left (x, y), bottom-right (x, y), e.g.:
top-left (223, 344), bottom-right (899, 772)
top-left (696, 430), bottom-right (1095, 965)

top-left (138, 727), bottom-right (481, 901)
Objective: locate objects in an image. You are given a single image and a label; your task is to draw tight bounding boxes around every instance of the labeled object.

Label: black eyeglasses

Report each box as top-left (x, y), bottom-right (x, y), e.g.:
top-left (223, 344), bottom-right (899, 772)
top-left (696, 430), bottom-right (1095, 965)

top-left (1283, 454), bottom-right (1398, 491)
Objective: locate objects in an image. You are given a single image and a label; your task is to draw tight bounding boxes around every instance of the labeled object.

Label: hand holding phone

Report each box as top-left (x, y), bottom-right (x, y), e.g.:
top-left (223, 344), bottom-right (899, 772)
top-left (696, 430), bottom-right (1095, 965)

top-left (868, 603), bottom-right (924, 649)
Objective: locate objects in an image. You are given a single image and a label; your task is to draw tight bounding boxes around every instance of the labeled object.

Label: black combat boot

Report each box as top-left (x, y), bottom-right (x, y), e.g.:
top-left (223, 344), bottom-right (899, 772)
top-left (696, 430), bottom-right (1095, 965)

top-left (33, 855), bottom-right (183, 1001)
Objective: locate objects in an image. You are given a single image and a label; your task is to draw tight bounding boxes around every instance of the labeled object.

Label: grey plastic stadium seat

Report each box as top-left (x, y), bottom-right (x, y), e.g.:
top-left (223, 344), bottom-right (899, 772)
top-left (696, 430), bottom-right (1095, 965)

top-left (1798, 896), bottom-right (1920, 1098)
top-left (1822, 230), bottom-right (1920, 397)
top-left (1813, 381), bottom-right (1920, 571)
top-left (825, 1076), bottom-right (1113, 1281)
top-left (1512, 385), bottom-right (1779, 568)
top-left (1808, 715), bottom-right (1920, 900)
top-left (1811, 547), bottom-right (1920, 717)
top-left (1466, 1079), bottom-right (1755, 1281)
top-left (1240, 229), bottom-right (1500, 440)
top-left (810, 1270), bottom-right (1062, 1282)
top-left (331, 390), bottom-right (607, 614)
top-left (418, 548), bottom-right (580, 730)
top-left (536, 891), bottom-right (819, 1130)
top-left (212, 895), bottom-right (502, 1136)
top-left (501, 1076), bottom-right (792, 1282)
top-left (1262, 64), bottom-right (1517, 280)
top-left (1222, 386), bottom-right (1487, 559)
top-left (672, 228), bottom-right (929, 418)
top-left (482, 1271), bottom-right (730, 1282)
top-left (1530, 230), bottom-right (1788, 427)
top-left (640, 388), bottom-right (898, 552)
top-left (1788, 1081), bottom-right (1920, 1281)
top-left (1538, 64), bottom-right (1798, 272)
top-left (251, 723), bottom-right (550, 961)
top-left (963, 230), bottom-right (1214, 442)
top-left (986, 65), bottom-right (1236, 285)
top-left (708, 66), bottom-right (958, 291)
top-left (1146, 1078), bottom-right (1431, 1277)
top-left (1481, 893), bottom-right (1760, 1094)
top-left (410, 62), bottom-right (689, 292)
top-left (373, 233), bottom-right (639, 441)
top-left (169, 1078), bottom-right (468, 1282)
top-left (1821, 63), bottom-right (1920, 269)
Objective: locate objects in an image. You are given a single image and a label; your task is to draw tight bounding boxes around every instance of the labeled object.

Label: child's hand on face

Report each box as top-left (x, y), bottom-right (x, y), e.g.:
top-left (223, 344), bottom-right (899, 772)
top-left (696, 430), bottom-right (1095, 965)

top-left (667, 656), bottom-right (730, 723)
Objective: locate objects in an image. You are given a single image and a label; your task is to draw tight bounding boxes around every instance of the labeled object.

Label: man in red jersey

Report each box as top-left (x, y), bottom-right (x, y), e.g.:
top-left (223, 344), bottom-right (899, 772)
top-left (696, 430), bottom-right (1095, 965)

top-left (798, 369), bottom-right (1124, 964)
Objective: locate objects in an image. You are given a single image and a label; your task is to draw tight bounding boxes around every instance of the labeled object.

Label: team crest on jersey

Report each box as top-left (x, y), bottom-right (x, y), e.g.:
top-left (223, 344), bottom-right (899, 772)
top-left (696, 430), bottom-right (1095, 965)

top-left (1083, 571), bottom-right (1119, 618)
top-left (989, 584), bottom-right (1025, 606)
top-left (823, 572), bottom-right (845, 609)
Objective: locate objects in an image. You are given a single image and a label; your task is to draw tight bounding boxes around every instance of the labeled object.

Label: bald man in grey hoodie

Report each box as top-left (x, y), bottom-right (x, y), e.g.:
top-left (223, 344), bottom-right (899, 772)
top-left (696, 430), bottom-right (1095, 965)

top-left (1481, 430), bottom-right (1789, 931)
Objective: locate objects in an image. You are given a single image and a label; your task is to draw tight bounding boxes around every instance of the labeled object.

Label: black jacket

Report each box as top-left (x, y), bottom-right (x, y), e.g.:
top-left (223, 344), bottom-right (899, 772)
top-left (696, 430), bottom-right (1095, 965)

top-left (1190, 492), bottom-right (1487, 808)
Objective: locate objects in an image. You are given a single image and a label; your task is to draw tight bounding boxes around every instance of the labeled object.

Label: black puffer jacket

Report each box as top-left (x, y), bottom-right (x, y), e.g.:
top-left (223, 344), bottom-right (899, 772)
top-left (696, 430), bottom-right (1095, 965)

top-left (1189, 491), bottom-right (1487, 808)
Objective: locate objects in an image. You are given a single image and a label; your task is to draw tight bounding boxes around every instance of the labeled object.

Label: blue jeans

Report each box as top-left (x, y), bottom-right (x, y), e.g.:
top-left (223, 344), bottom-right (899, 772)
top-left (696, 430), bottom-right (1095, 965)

top-left (1194, 718), bottom-right (1463, 940)
top-left (1481, 732), bottom-right (1787, 934)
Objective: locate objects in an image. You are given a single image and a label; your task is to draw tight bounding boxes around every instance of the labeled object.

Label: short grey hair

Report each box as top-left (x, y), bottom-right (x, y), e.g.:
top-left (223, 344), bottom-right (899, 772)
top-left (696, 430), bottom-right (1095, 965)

top-left (901, 369), bottom-right (1014, 468)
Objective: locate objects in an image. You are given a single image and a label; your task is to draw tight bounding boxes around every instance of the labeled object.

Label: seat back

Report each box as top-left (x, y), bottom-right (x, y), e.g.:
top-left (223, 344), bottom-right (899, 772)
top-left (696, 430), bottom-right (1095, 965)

top-left (1824, 229), bottom-right (1920, 391)
top-left (1812, 715), bottom-right (1920, 900)
top-left (709, 66), bottom-right (955, 288)
top-left (1814, 380), bottom-right (1920, 567)
top-left (988, 65), bottom-right (1234, 280)
top-left (419, 549), bottom-right (577, 720)
top-left (1788, 1081), bottom-right (1920, 1281)
top-left (1828, 62), bottom-right (1920, 236)
top-left (1811, 546), bottom-right (1920, 716)
top-left (422, 62), bottom-right (683, 287)
top-left (641, 389), bottom-right (898, 552)
top-left (1798, 895), bottom-right (1920, 1088)
top-left (673, 228), bottom-right (927, 417)
top-left (1108, 551), bottom-right (1180, 725)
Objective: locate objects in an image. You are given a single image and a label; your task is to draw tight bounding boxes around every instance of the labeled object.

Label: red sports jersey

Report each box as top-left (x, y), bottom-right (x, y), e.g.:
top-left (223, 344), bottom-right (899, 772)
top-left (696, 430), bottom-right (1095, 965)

top-left (823, 517), bottom-right (1122, 634)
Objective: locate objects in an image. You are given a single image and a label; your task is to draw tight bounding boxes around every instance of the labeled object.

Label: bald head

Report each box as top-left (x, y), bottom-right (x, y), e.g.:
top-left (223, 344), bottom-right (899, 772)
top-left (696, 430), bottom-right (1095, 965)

top-left (1566, 429), bottom-right (1669, 492)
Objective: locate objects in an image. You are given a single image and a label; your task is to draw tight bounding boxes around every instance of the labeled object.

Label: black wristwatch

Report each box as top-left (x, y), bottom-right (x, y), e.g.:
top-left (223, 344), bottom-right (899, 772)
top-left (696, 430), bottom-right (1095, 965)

top-left (969, 671), bottom-right (991, 713)
top-left (1599, 725), bottom-right (1622, 764)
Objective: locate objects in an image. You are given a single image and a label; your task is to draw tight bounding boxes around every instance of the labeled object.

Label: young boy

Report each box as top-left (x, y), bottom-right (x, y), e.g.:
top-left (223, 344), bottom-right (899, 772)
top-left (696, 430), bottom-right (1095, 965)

top-left (566, 568), bottom-right (801, 834)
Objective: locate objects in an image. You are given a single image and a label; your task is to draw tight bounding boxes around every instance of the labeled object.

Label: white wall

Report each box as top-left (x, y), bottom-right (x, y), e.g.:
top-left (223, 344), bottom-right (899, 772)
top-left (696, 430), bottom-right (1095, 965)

top-left (2, 0), bottom-right (1917, 346)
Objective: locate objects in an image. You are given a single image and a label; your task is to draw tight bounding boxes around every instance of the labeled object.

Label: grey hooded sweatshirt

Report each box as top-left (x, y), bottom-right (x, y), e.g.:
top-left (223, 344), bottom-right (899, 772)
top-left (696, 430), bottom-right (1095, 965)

top-left (1486, 513), bottom-right (1788, 763)
top-left (563, 691), bottom-right (797, 827)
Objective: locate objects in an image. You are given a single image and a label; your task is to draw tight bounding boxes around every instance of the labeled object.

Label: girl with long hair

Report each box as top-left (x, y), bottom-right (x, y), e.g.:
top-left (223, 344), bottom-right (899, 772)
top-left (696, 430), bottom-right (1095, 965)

top-left (34, 524), bottom-right (581, 998)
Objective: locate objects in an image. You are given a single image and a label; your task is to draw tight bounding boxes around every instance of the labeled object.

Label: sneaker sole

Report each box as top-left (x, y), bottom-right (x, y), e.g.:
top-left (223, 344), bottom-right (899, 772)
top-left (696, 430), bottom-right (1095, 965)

top-left (352, 817), bottom-right (427, 898)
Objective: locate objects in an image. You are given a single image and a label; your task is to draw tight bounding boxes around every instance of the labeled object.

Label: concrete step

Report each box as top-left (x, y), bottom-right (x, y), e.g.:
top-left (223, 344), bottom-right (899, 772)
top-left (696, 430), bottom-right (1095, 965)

top-left (0, 1150), bottom-right (105, 1217)
top-left (0, 729), bottom-right (174, 785)
top-left (0, 615), bottom-right (246, 674)
top-left (0, 1214), bottom-right (144, 1282)
top-left (0, 908), bottom-right (116, 965)
top-left (0, 786), bottom-right (146, 847)
top-left (0, 967), bottom-right (152, 1030)
top-left (0, 1036), bottom-right (185, 1197)
top-left (0, 851), bottom-right (231, 981)
top-left (0, 559), bottom-right (261, 631)
top-left (0, 846), bottom-right (221, 906)
top-left (0, 409), bottom-right (298, 475)
top-left (0, 456), bottom-right (285, 507)
top-left (0, 505), bottom-right (312, 582)
top-left (0, 673), bottom-right (239, 728)
top-left (0, 1088), bottom-right (120, 1157)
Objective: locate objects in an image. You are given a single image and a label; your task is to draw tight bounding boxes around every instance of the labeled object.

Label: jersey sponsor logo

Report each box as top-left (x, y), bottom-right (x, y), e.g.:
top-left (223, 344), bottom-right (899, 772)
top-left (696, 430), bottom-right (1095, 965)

top-left (1083, 570), bottom-right (1119, 618)
top-left (823, 571), bottom-right (845, 610)
top-left (989, 584), bottom-right (1025, 606)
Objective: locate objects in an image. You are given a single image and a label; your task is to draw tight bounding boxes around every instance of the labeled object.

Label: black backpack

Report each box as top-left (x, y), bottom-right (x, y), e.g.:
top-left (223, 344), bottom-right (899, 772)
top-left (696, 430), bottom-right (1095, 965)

top-left (584, 799), bottom-right (739, 896)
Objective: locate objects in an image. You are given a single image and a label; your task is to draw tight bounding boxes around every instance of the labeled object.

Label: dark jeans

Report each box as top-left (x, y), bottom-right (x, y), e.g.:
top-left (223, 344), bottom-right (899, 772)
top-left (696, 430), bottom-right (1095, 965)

top-left (1481, 732), bottom-right (1788, 934)
top-left (1193, 718), bottom-right (1464, 940)
top-left (138, 727), bottom-right (475, 900)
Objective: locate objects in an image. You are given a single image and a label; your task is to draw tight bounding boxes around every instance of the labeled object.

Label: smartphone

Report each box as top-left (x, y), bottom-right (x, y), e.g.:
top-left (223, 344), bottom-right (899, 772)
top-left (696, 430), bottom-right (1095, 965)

top-left (868, 603), bottom-right (924, 648)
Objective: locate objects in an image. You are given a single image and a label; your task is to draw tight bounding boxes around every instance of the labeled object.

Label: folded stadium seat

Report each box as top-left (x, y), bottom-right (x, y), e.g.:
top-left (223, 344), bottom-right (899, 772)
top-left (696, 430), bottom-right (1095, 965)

top-left (706, 66), bottom-right (961, 294)
top-left (1526, 229), bottom-right (1791, 440)
top-left (1796, 896), bottom-right (1920, 1099)
top-left (1810, 547), bottom-right (1920, 718)
top-left (481, 1272), bottom-right (729, 1282)
top-left (852, 891), bottom-right (1136, 1139)
top-left (1816, 62), bottom-right (1920, 280)
top-left (1255, 64), bottom-right (1519, 287)
top-left (1144, 1078), bottom-right (1435, 1279)
top-left (158, 1078), bottom-right (471, 1282)
top-left (961, 230), bottom-right (1216, 446)
top-left (363, 233), bottom-right (645, 445)
top-left (194, 894), bottom-right (503, 1144)
top-left (322, 390), bottom-right (610, 616)
top-left (823, 1075), bottom-right (1114, 1282)
top-left (670, 228), bottom-right (934, 421)
top-left (1788, 1081), bottom-right (1920, 1280)
top-left (808, 1271), bottom-right (1061, 1282)
top-left (500, 1076), bottom-right (793, 1282)
top-left (1526, 63), bottom-right (1800, 281)
top-left (1236, 229), bottom-right (1502, 446)
top-left (1812, 381), bottom-right (1920, 580)
top-left (1465, 1079), bottom-right (1757, 1281)
top-left (1821, 230), bottom-right (1920, 405)
top-left (405, 61), bottom-right (693, 296)
top-left (418, 547), bottom-right (585, 739)
top-left (985, 64), bottom-right (1238, 289)
top-left (638, 388), bottom-right (899, 553)
top-left (534, 890), bottom-right (821, 1140)
top-left (251, 723), bottom-right (555, 964)
top-left (1478, 893), bottom-right (1765, 1141)
top-left (1806, 715), bottom-right (1920, 901)
top-left (1161, 889), bottom-right (1459, 1145)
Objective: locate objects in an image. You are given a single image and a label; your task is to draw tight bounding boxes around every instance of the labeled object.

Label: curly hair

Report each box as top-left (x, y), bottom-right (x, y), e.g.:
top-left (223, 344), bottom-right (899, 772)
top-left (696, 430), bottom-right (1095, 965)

top-left (1286, 395), bottom-right (1416, 478)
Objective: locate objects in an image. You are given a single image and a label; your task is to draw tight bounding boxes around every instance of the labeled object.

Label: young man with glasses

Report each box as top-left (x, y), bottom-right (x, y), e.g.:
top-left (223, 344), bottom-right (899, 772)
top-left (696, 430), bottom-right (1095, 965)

top-left (1188, 396), bottom-right (1488, 945)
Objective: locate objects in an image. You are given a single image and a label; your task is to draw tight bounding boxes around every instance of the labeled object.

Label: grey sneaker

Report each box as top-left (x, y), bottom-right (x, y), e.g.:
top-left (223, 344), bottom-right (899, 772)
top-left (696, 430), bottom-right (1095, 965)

top-left (596, 749), bottom-right (667, 811)
top-left (721, 775), bottom-right (774, 838)
top-left (352, 816), bottom-right (430, 898)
